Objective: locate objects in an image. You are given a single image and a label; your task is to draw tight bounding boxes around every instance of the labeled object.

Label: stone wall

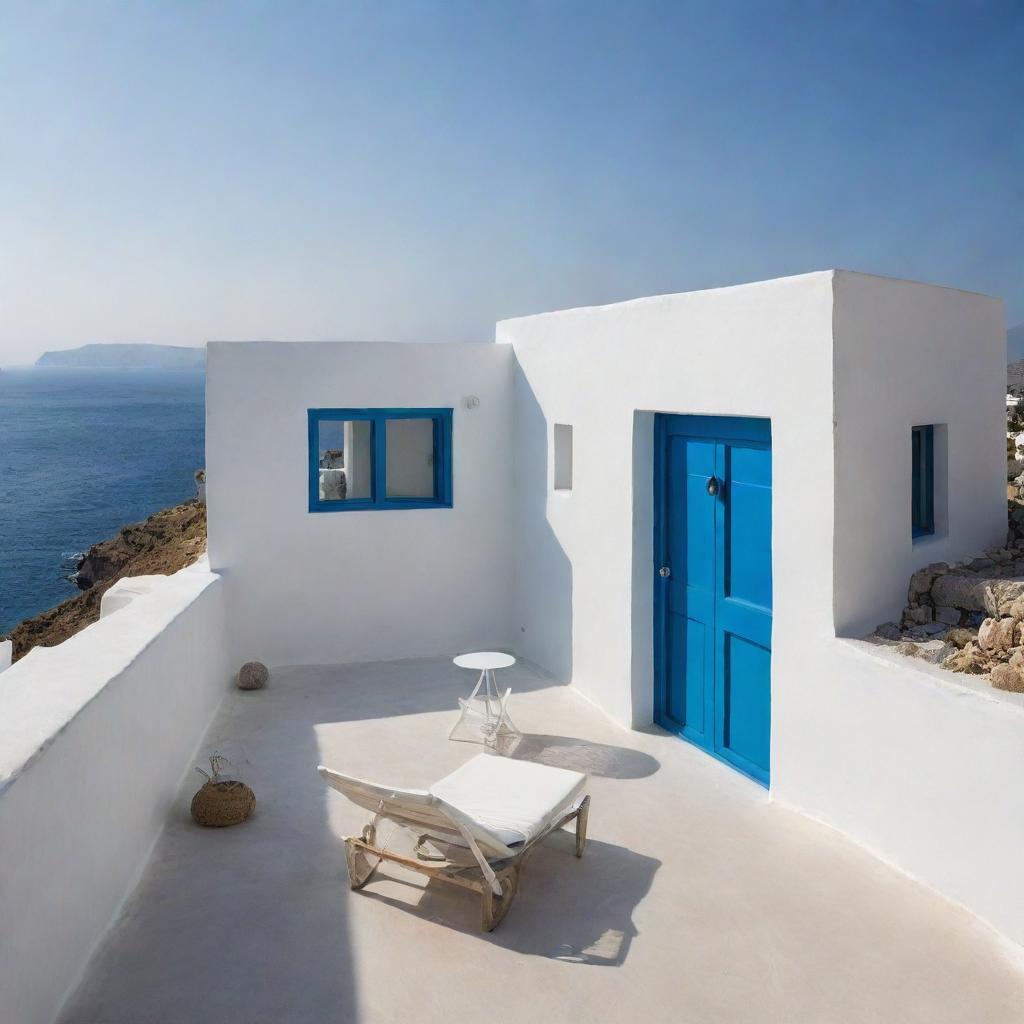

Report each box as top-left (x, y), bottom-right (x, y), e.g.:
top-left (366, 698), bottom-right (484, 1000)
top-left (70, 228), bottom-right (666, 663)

top-left (873, 496), bottom-right (1024, 691)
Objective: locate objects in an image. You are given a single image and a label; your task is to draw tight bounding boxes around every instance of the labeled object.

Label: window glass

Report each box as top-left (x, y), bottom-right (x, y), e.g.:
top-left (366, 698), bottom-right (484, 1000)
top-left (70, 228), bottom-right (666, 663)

top-left (386, 418), bottom-right (436, 499)
top-left (912, 424), bottom-right (934, 538)
top-left (308, 408), bottom-right (451, 511)
top-left (317, 419), bottom-right (373, 502)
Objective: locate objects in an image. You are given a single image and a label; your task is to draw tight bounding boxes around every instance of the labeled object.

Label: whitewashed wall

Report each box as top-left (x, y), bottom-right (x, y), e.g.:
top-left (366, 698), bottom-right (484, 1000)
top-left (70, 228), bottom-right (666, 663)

top-left (500, 271), bottom-right (838, 727)
top-left (0, 565), bottom-right (230, 1024)
top-left (500, 270), bottom-right (1004, 721)
top-left (206, 341), bottom-right (515, 667)
top-left (772, 274), bottom-right (1018, 944)
top-left (500, 269), bottom-right (1017, 948)
top-left (204, 273), bottom-right (1017, 949)
top-left (775, 638), bottom-right (1024, 948)
top-left (832, 272), bottom-right (1006, 634)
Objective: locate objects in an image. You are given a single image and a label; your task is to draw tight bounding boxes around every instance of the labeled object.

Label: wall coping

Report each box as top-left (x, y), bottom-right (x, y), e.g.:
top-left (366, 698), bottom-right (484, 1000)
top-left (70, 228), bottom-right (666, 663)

top-left (835, 636), bottom-right (1024, 715)
top-left (0, 563), bottom-right (221, 796)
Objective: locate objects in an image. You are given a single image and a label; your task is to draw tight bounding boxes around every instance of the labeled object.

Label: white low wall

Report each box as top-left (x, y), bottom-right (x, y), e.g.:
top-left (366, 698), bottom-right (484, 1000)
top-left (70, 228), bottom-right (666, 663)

top-left (0, 565), bottom-right (231, 1024)
top-left (774, 637), bottom-right (1024, 949)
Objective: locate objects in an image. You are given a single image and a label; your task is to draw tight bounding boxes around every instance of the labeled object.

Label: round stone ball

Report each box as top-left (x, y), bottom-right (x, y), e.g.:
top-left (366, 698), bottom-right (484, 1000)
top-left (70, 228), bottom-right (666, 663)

top-left (237, 661), bottom-right (269, 691)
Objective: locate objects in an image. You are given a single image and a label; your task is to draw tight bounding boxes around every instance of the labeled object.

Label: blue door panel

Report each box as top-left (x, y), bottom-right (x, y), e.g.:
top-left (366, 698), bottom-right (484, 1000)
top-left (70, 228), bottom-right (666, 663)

top-left (684, 618), bottom-right (709, 736)
top-left (723, 445), bottom-right (773, 612)
top-left (660, 431), bottom-right (716, 746)
top-left (655, 414), bottom-right (772, 787)
top-left (717, 633), bottom-right (771, 783)
top-left (719, 600), bottom-right (772, 650)
top-left (665, 613), bottom-right (710, 742)
top-left (680, 440), bottom-right (716, 595)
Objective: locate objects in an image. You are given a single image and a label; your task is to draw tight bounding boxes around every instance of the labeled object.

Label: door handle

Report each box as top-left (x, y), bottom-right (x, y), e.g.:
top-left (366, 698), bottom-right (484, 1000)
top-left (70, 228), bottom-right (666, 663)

top-left (659, 566), bottom-right (671, 578)
top-left (706, 475), bottom-right (721, 497)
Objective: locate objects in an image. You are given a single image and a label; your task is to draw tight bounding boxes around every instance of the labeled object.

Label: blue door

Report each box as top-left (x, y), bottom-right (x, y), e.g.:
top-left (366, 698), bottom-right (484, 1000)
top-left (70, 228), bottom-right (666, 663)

top-left (654, 415), bottom-right (772, 786)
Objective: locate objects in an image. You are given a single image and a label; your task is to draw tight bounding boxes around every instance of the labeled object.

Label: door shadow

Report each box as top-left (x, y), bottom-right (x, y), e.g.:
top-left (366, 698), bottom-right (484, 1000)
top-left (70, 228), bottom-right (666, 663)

top-left (496, 732), bottom-right (660, 780)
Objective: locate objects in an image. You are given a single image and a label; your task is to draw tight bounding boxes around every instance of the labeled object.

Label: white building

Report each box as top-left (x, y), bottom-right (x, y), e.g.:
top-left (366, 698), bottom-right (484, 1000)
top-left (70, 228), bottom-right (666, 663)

top-left (3, 270), bottom-right (1023, 1024)
top-left (208, 269), bottom-right (1006, 784)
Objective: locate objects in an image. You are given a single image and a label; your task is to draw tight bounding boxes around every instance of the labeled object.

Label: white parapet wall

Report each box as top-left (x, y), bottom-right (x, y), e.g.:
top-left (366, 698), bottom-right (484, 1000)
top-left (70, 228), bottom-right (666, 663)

top-left (774, 637), bottom-right (1024, 950)
top-left (98, 574), bottom-right (168, 619)
top-left (0, 563), bottom-right (231, 1024)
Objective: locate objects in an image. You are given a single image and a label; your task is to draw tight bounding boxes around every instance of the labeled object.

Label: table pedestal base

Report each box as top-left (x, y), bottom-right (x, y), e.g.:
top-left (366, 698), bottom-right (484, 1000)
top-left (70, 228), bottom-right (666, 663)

top-left (449, 668), bottom-right (520, 747)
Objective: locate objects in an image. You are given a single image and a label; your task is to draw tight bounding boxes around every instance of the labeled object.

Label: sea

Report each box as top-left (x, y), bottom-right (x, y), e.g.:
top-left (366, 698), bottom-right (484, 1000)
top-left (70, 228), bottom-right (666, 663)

top-left (0, 368), bottom-right (205, 635)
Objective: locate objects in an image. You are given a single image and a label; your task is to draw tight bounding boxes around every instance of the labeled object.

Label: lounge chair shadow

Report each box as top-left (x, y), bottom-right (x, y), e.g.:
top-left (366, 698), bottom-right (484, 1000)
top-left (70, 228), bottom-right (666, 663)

top-left (497, 732), bottom-right (660, 780)
top-left (357, 832), bottom-right (659, 966)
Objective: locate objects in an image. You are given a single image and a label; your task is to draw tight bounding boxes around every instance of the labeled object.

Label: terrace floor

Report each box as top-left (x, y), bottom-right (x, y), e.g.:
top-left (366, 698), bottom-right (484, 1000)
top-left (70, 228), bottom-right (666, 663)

top-left (61, 658), bottom-right (1024, 1024)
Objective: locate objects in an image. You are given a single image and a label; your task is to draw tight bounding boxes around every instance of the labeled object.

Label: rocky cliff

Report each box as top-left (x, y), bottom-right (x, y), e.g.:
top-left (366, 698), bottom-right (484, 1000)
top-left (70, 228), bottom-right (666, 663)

top-left (4, 500), bottom-right (207, 661)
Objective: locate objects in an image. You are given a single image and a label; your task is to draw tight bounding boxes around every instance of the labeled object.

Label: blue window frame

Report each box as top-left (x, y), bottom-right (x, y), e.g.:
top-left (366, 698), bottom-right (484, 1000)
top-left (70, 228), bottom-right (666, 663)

top-left (911, 424), bottom-right (934, 539)
top-left (308, 408), bottom-right (453, 512)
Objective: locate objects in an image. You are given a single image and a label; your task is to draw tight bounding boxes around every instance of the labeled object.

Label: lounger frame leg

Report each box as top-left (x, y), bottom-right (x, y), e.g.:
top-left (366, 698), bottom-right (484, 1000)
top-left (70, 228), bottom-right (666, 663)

top-left (575, 795), bottom-right (590, 858)
top-left (480, 865), bottom-right (520, 932)
top-left (340, 796), bottom-right (590, 932)
top-left (344, 826), bottom-right (380, 890)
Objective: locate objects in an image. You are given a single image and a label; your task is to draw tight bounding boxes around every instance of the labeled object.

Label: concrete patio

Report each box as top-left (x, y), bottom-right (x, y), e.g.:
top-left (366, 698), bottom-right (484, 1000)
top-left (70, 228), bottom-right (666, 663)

top-left (60, 658), bottom-right (1024, 1024)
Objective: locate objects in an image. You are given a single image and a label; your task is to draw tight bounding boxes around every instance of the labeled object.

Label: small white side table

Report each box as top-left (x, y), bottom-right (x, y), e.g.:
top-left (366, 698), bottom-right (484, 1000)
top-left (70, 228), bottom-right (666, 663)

top-left (450, 651), bottom-right (519, 746)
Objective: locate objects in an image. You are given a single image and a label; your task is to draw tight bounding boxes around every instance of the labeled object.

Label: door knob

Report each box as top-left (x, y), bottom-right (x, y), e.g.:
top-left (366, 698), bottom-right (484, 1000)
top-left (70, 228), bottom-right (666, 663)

top-left (659, 566), bottom-right (671, 578)
top-left (706, 475), bottom-right (721, 497)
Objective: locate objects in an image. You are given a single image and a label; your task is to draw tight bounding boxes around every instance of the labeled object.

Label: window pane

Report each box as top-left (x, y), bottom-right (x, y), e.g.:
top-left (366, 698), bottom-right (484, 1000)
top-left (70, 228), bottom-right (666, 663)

top-left (912, 428), bottom-right (922, 529)
top-left (385, 418), bottom-right (436, 499)
top-left (911, 425), bottom-right (934, 537)
top-left (317, 419), bottom-right (372, 501)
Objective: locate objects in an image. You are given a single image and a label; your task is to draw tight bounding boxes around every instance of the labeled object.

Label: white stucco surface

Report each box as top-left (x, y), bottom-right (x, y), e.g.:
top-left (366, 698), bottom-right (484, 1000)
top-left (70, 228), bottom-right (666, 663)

top-left (2, 269), bottom-right (1016, 1023)
top-left (98, 573), bottom-right (168, 619)
top-left (495, 270), bottom-right (1014, 946)
top-left (198, 272), bottom-right (1015, 952)
top-left (774, 637), bottom-right (1024, 948)
top-left (500, 271), bottom-right (839, 725)
top-left (0, 566), bottom-right (231, 1024)
top-left (832, 272), bottom-right (1006, 633)
top-left (57, 659), bottom-right (1024, 1024)
top-left (206, 341), bottom-right (515, 667)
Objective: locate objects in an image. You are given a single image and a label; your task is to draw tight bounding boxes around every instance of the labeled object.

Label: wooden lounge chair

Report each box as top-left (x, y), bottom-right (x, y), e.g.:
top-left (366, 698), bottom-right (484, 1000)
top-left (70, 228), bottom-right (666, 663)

top-left (318, 753), bottom-right (590, 931)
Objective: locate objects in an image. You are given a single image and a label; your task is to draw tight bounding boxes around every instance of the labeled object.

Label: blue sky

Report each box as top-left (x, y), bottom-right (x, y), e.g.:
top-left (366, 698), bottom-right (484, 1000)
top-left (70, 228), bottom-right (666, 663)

top-left (1, 1), bottom-right (1021, 363)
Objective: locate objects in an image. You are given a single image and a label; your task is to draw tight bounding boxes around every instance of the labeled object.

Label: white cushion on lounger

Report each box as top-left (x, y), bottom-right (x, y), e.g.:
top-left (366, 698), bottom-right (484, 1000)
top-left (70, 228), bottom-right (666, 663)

top-left (430, 753), bottom-right (587, 848)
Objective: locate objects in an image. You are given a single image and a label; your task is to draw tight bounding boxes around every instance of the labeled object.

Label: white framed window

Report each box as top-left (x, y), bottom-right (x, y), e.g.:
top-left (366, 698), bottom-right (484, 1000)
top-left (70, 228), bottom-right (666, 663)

top-left (308, 408), bottom-right (453, 512)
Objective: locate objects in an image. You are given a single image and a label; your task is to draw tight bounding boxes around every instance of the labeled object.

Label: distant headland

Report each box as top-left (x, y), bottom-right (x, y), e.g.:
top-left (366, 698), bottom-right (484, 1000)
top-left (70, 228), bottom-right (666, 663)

top-left (35, 343), bottom-right (205, 369)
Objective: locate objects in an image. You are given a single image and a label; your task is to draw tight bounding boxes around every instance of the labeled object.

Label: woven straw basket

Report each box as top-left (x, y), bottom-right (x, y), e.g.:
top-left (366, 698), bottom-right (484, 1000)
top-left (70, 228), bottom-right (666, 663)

top-left (190, 780), bottom-right (256, 827)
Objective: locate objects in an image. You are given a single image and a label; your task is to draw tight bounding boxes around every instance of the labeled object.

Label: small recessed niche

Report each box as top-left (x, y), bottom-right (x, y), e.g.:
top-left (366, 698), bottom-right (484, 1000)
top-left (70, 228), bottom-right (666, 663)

top-left (553, 423), bottom-right (573, 491)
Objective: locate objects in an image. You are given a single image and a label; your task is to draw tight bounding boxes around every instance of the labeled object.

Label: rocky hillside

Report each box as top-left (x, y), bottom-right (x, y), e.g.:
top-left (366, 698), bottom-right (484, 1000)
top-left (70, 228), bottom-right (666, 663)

top-left (872, 488), bottom-right (1024, 691)
top-left (4, 500), bottom-right (207, 661)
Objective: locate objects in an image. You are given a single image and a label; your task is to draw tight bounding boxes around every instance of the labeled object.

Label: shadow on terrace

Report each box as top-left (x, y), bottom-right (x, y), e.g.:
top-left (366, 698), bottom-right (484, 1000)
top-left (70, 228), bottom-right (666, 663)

top-left (59, 659), bottom-right (657, 1024)
top-left (60, 658), bottom-right (1024, 1024)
